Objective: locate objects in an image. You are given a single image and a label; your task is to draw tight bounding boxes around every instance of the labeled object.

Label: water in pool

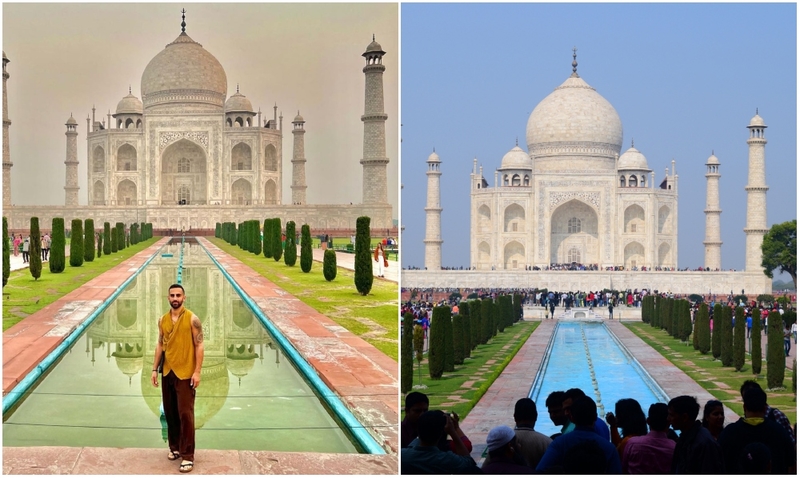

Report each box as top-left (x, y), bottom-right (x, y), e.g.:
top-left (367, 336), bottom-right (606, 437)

top-left (3, 243), bottom-right (358, 453)
top-left (531, 321), bottom-right (668, 438)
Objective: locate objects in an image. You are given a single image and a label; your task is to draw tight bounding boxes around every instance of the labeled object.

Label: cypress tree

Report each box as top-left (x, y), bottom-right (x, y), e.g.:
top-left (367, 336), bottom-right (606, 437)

top-left (766, 311), bottom-right (785, 388)
top-left (683, 300), bottom-right (693, 342)
top-left (29, 217), bottom-right (42, 280)
top-left (671, 298), bottom-right (681, 339)
top-left (69, 218), bottom-right (83, 267)
top-left (469, 300), bottom-right (480, 350)
top-left (300, 224), bottom-right (312, 273)
top-left (733, 306), bottom-right (746, 371)
top-left (284, 221), bottom-right (297, 266)
top-left (117, 223), bottom-right (125, 250)
top-left (653, 295), bottom-right (661, 329)
top-left (231, 222), bottom-right (238, 246)
top-left (84, 219), bottom-right (95, 262)
top-left (2, 217), bottom-right (9, 287)
top-left (443, 309), bottom-right (454, 372)
top-left (50, 218), bottom-right (66, 273)
top-left (752, 307), bottom-right (762, 375)
top-left (272, 218), bottom-right (282, 262)
top-left (712, 303), bottom-right (722, 359)
top-left (110, 222), bottom-right (118, 253)
top-left (497, 295), bottom-right (507, 333)
top-left (263, 219), bottom-right (273, 258)
top-left (215, 222), bottom-right (221, 238)
top-left (401, 311), bottom-right (414, 394)
top-left (103, 222), bottom-right (112, 255)
top-left (413, 325), bottom-right (424, 384)
top-left (97, 231), bottom-right (102, 258)
top-left (697, 303), bottom-right (710, 354)
top-left (253, 220), bottom-right (262, 256)
top-left (353, 216), bottom-right (372, 295)
top-left (642, 295), bottom-right (651, 323)
top-left (693, 304), bottom-right (700, 350)
top-left (429, 306), bottom-right (448, 379)
top-left (492, 298), bottom-right (501, 338)
top-left (452, 313), bottom-right (465, 365)
top-left (677, 300), bottom-right (690, 342)
top-left (460, 301), bottom-right (471, 359)
top-left (720, 306), bottom-right (733, 367)
top-left (480, 297), bottom-right (492, 344)
top-left (323, 249), bottom-right (337, 281)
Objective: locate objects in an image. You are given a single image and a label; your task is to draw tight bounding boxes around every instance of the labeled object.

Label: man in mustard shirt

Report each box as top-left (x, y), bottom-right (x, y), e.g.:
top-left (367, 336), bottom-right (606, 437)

top-left (151, 284), bottom-right (205, 473)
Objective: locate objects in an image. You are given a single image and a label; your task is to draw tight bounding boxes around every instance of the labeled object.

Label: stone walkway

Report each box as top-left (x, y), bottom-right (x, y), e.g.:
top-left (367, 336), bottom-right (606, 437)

top-left (3, 237), bottom-right (398, 474)
top-left (460, 317), bottom-right (742, 463)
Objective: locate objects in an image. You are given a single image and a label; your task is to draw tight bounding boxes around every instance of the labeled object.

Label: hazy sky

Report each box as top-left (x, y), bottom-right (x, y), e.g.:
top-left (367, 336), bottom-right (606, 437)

top-left (3, 3), bottom-right (398, 219)
top-left (401, 3), bottom-right (797, 272)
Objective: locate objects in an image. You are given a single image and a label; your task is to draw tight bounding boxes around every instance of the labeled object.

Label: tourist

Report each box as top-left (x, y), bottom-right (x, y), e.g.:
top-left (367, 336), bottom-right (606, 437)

top-left (21, 236), bottom-right (29, 263)
top-left (12, 233), bottom-right (20, 256)
top-left (481, 425), bottom-right (535, 473)
top-left (793, 321), bottom-right (797, 344)
top-left (740, 441), bottom-right (773, 473)
top-left (718, 387), bottom-right (795, 473)
top-left (621, 403), bottom-right (676, 474)
top-left (605, 398), bottom-right (648, 458)
top-left (738, 380), bottom-right (795, 446)
top-left (701, 399), bottom-right (725, 440)
top-left (41, 233), bottom-right (50, 261)
top-left (400, 411), bottom-right (481, 474)
top-left (667, 395), bottom-right (724, 474)
top-left (746, 312), bottom-right (752, 338)
top-left (561, 388), bottom-right (611, 441)
top-left (608, 301), bottom-right (614, 320)
top-left (151, 284), bottom-right (204, 473)
top-left (536, 396), bottom-right (621, 473)
top-left (509, 398), bottom-right (551, 468)
top-left (374, 243), bottom-right (387, 278)
top-left (400, 392), bottom-right (429, 448)
top-left (545, 391), bottom-right (567, 439)
top-left (784, 324), bottom-right (792, 356)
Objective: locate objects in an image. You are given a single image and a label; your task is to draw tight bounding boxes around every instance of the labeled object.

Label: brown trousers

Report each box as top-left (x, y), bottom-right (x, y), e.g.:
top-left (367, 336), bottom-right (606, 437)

top-left (162, 371), bottom-right (195, 461)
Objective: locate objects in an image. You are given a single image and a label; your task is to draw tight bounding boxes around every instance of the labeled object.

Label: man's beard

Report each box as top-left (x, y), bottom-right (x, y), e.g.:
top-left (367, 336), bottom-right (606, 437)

top-left (171, 301), bottom-right (182, 310)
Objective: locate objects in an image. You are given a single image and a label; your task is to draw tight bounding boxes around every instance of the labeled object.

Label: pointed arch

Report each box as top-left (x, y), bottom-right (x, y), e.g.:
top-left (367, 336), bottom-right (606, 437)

top-left (550, 199), bottom-right (599, 264)
top-left (93, 146), bottom-right (105, 173)
top-left (264, 144), bottom-right (278, 171)
top-left (161, 139), bottom-right (207, 205)
top-left (478, 204), bottom-right (491, 234)
top-left (624, 241), bottom-right (645, 269)
top-left (503, 241), bottom-right (525, 270)
top-left (624, 204), bottom-right (645, 233)
top-left (117, 143), bottom-right (137, 171)
top-left (504, 203), bottom-right (525, 233)
top-left (658, 206), bottom-right (672, 234)
top-left (231, 142), bottom-right (252, 171)
top-left (93, 180), bottom-right (105, 205)
top-left (658, 242), bottom-right (672, 267)
top-left (232, 178), bottom-right (252, 205)
top-left (478, 241), bottom-right (491, 270)
top-left (264, 179), bottom-right (277, 205)
top-left (116, 179), bottom-right (137, 206)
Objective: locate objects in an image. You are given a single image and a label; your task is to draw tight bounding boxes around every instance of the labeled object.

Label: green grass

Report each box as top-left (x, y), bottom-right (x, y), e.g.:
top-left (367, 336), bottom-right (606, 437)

top-left (626, 322), bottom-right (796, 425)
top-left (2, 238), bottom-right (159, 331)
top-left (209, 238), bottom-right (398, 361)
top-left (406, 321), bottom-right (538, 419)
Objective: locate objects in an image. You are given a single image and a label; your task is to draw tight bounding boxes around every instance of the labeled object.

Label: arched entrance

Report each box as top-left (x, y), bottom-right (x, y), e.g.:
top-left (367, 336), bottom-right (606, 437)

top-left (117, 179), bottom-right (137, 206)
top-left (550, 199), bottom-right (599, 265)
top-left (161, 139), bottom-right (207, 205)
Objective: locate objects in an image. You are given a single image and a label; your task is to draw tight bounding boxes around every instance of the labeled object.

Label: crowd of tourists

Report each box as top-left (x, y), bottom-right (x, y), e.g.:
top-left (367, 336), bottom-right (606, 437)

top-left (402, 264), bottom-right (745, 272)
top-left (400, 380), bottom-right (796, 474)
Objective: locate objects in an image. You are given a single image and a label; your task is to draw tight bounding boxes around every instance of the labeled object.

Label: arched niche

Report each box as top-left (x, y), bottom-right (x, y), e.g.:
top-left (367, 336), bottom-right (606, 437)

top-left (264, 144), bottom-right (278, 171)
top-left (231, 142), bottom-right (252, 171)
top-left (550, 199), bottom-right (599, 264)
top-left (503, 241), bottom-right (525, 270)
top-left (624, 204), bottom-right (645, 234)
top-left (624, 241), bottom-right (645, 269)
top-left (161, 139), bottom-right (207, 205)
top-left (93, 146), bottom-right (105, 173)
top-left (117, 179), bottom-right (137, 206)
top-left (117, 144), bottom-right (137, 172)
top-left (264, 179), bottom-right (277, 205)
top-left (232, 178), bottom-right (252, 205)
top-left (504, 203), bottom-right (525, 233)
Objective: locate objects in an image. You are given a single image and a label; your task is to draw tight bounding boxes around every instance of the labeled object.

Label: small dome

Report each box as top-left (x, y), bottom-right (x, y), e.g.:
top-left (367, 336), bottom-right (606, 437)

top-left (427, 151), bottom-right (440, 162)
top-left (499, 145), bottom-right (532, 170)
top-left (617, 144), bottom-right (649, 170)
top-left (364, 38), bottom-right (384, 56)
top-left (65, 114), bottom-right (78, 125)
top-left (115, 93), bottom-right (143, 115)
top-left (293, 112), bottom-right (304, 123)
top-left (706, 152), bottom-right (720, 165)
top-left (224, 91), bottom-right (253, 113)
top-left (749, 113), bottom-right (765, 127)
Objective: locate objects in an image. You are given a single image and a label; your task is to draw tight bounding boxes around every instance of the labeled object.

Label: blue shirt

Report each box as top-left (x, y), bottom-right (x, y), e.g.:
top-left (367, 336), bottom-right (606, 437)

top-left (561, 417), bottom-right (611, 441)
top-left (536, 426), bottom-right (622, 473)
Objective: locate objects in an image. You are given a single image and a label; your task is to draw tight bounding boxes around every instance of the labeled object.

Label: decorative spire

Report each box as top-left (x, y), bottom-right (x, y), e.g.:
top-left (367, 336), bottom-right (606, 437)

top-left (756, 107), bottom-right (758, 115)
top-left (236, 83), bottom-right (239, 94)
top-left (515, 137), bottom-right (518, 146)
top-left (712, 149), bottom-right (714, 155)
top-left (373, 33), bottom-right (375, 41)
top-left (181, 8), bottom-right (186, 33)
top-left (631, 138), bottom-right (634, 148)
top-left (128, 85), bottom-right (131, 95)
top-left (433, 147), bottom-right (436, 153)
top-left (571, 47), bottom-right (578, 77)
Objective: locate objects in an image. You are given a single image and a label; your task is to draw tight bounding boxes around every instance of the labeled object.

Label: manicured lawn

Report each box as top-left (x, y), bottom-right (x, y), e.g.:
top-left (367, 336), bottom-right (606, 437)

top-left (2, 238), bottom-right (159, 331)
top-left (405, 321), bottom-right (538, 419)
top-left (626, 322), bottom-right (796, 425)
top-left (208, 238), bottom-right (398, 361)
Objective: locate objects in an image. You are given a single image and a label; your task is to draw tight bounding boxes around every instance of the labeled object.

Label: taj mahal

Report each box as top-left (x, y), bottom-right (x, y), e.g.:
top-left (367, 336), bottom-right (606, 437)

top-left (2, 11), bottom-right (393, 233)
top-left (407, 52), bottom-right (772, 294)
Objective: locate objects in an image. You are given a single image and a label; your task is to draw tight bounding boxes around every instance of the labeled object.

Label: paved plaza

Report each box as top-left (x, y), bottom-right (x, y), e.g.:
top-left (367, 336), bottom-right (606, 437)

top-left (3, 238), bottom-right (398, 474)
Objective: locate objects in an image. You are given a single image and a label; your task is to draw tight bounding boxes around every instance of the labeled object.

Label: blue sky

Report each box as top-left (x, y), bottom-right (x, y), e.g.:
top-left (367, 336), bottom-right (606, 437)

top-left (400, 3), bottom-right (796, 274)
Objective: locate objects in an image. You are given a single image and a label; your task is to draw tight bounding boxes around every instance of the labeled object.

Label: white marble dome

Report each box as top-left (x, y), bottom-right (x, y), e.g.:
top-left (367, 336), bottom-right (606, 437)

top-left (706, 152), bottom-right (720, 165)
top-left (526, 74), bottom-right (623, 160)
top-left (499, 145), bottom-right (532, 170)
top-left (224, 91), bottom-right (253, 113)
top-left (749, 113), bottom-right (765, 127)
top-left (141, 32), bottom-right (227, 109)
top-left (427, 151), bottom-right (440, 162)
top-left (115, 93), bottom-right (144, 115)
top-left (618, 144), bottom-right (649, 170)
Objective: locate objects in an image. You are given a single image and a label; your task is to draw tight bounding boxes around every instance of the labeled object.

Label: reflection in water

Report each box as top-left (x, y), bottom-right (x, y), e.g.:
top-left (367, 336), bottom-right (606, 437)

top-left (4, 244), bottom-right (357, 453)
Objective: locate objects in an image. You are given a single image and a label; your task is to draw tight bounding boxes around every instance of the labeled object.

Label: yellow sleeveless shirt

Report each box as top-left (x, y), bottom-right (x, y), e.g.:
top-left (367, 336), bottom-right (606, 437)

top-left (159, 307), bottom-right (196, 380)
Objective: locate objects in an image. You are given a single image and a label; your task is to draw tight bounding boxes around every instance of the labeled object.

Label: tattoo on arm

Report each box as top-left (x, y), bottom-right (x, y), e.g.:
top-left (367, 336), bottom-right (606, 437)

top-left (158, 331), bottom-right (163, 345)
top-left (192, 316), bottom-right (204, 344)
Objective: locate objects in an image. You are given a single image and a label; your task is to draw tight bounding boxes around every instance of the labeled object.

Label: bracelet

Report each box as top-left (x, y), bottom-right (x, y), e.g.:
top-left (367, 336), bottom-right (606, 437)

top-left (152, 369), bottom-right (158, 372)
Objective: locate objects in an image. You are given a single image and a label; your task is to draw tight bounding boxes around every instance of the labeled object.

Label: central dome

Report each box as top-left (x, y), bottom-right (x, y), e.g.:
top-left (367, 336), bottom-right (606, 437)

top-left (526, 74), bottom-right (623, 161)
top-left (141, 32), bottom-right (227, 111)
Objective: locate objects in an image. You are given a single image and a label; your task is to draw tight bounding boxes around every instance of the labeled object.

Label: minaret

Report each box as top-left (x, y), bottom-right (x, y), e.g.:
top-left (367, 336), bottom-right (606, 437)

top-left (424, 150), bottom-right (442, 270)
top-left (703, 151), bottom-right (722, 270)
top-left (291, 111), bottom-right (307, 205)
top-left (64, 114), bottom-right (79, 206)
top-left (744, 110), bottom-right (769, 272)
top-left (2, 52), bottom-right (12, 207)
top-left (360, 35), bottom-right (389, 204)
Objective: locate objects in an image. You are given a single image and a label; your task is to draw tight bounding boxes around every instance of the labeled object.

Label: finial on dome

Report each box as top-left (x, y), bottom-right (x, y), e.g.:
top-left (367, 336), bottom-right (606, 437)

top-left (756, 107), bottom-right (758, 115)
top-left (515, 137), bottom-right (518, 146)
top-left (712, 149), bottom-right (714, 155)
top-left (236, 83), bottom-right (239, 94)
top-left (631, 138), bottom-right (634, 148)
top-left (571, 47), bottom-right (578, 77)
top-left (433, 147), bottom-right (436, 153)
top-left (373, 33), bottom-right (375, 41)
top-left (128, 85), bottom-right (131, 95)
top-left (181, 8), bottom-right (186, 33)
